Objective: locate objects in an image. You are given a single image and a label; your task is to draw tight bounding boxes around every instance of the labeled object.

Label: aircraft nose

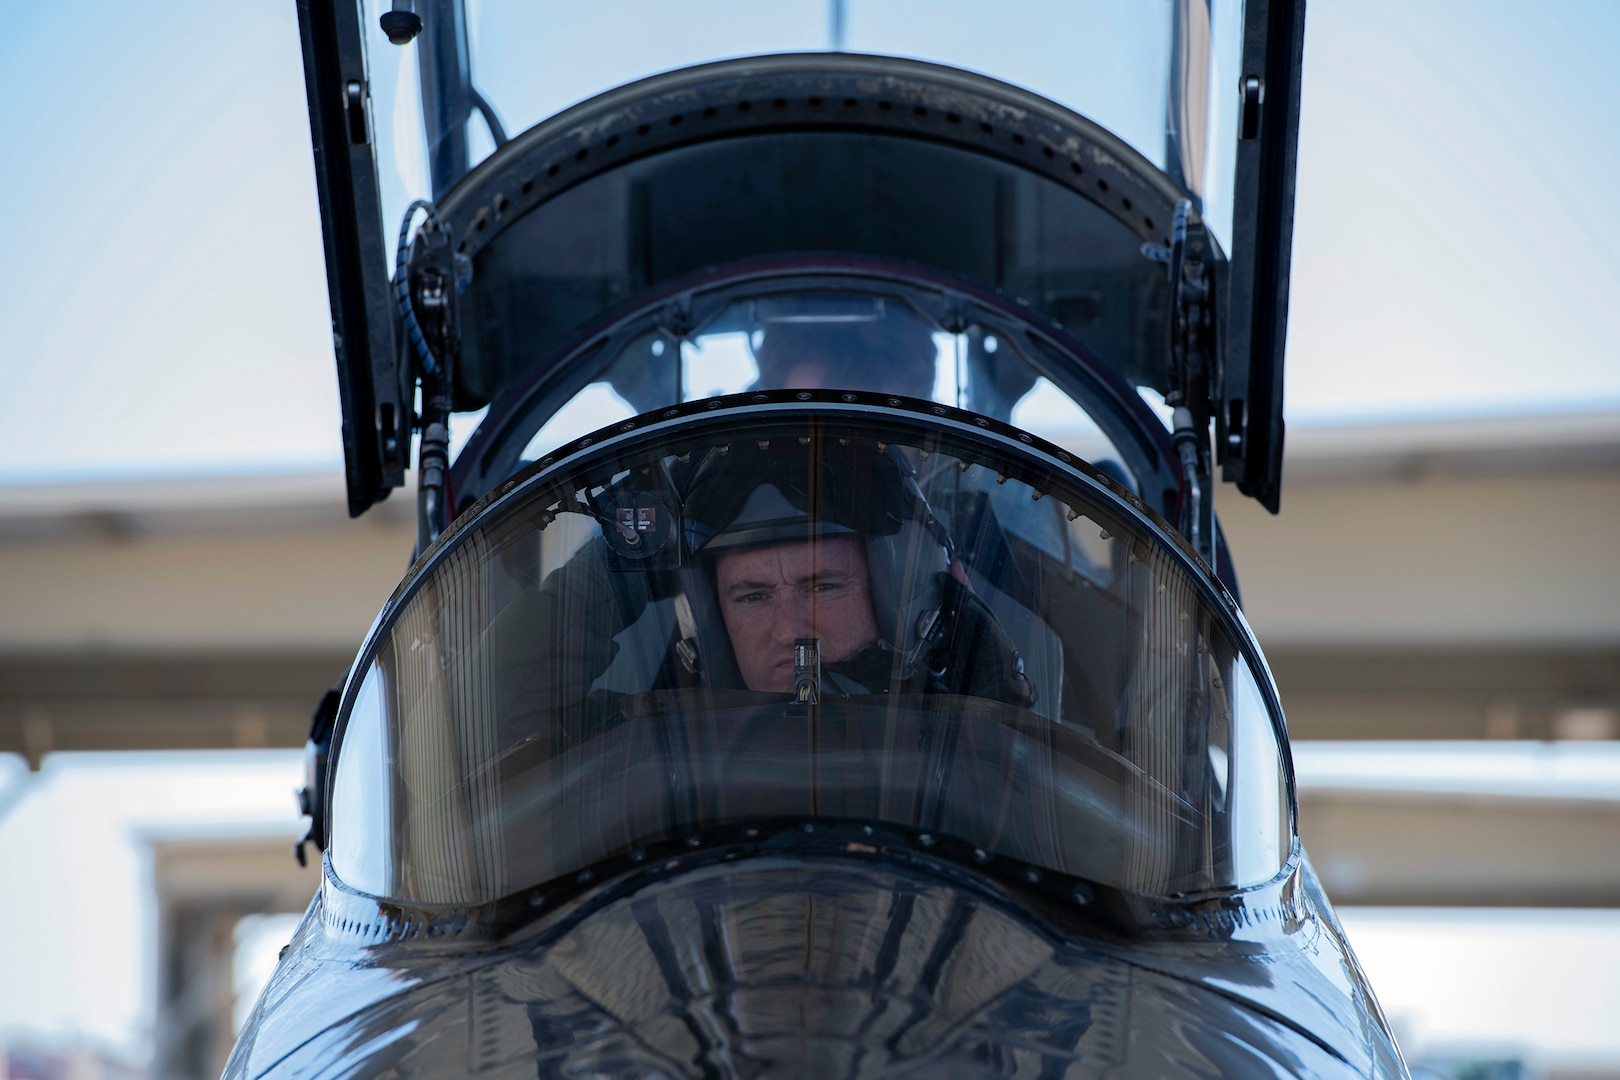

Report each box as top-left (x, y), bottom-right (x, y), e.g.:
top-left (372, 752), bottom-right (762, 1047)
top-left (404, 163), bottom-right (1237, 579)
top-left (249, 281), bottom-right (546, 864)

top-left (255, 858), bottom-right (1378, 1078)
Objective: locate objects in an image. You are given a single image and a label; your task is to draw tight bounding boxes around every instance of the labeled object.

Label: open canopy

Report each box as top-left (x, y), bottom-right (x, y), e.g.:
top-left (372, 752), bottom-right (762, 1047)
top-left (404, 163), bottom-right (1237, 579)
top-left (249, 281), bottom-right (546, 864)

top-left (296, 0), bottom-right (1304, 522)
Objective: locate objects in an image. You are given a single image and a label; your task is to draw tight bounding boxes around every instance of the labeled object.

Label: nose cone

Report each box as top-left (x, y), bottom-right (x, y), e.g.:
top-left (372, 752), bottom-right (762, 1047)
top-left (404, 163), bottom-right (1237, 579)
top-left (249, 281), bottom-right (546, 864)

top-left (264, 858), bottom-right (1371, 1078)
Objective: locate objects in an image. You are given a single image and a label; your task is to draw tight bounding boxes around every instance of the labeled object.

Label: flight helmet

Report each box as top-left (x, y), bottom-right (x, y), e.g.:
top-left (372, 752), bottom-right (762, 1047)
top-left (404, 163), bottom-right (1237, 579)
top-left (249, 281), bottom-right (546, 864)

top-left (676, 436), bottom-right (978, 696)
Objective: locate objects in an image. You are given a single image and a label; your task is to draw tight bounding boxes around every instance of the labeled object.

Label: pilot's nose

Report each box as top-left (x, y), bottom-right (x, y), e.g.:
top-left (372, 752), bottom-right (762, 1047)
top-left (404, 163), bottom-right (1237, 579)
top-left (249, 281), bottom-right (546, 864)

top-left (775, 592), bottom-right (815, 642)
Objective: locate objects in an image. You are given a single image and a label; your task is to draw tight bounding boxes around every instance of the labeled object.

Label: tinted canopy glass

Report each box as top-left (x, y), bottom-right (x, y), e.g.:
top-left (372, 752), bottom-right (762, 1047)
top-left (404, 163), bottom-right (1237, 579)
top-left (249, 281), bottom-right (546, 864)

top-left (365, 1), bottom-right (1240, 241)
top-left (331, 402), bottom-right (1288, 907)
top-left (457, 273), bottom-right (1171, 509)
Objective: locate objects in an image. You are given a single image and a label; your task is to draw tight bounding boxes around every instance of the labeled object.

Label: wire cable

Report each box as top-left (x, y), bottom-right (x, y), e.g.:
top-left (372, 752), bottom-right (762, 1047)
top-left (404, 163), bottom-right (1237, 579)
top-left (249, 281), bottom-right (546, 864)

top-left (395, 199), bottom-right (442, 376)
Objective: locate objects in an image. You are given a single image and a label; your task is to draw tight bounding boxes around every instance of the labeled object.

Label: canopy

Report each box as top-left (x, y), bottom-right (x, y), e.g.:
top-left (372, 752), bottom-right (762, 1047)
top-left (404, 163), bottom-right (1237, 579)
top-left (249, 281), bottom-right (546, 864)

top-left (296, 0), bottom-right (1305, 518)
top-left (327, 396), bottom-right (1291, 907)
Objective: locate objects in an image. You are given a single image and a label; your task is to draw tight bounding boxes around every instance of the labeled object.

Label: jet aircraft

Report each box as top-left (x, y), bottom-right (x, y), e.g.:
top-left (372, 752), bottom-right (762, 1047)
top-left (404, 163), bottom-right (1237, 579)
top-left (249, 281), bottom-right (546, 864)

top-left (226, 1), bottom-right (1407, 1076)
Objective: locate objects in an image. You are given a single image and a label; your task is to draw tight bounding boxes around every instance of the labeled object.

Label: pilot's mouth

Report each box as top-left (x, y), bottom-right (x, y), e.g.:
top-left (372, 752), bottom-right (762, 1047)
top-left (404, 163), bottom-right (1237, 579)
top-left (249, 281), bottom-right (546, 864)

top-left (769, 657), bottom-right (801, 693)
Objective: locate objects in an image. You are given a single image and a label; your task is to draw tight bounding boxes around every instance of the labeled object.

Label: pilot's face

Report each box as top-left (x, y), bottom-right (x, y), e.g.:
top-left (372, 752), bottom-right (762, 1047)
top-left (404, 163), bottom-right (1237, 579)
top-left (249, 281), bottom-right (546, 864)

top-left (715, 535), bottom-right (880, 692)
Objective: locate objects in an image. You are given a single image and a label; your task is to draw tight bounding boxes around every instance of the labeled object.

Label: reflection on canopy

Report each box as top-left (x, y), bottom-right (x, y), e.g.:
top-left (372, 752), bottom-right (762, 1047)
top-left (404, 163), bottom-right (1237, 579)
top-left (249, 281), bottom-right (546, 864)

top-left (331, 407), bottom-right (1286, 906)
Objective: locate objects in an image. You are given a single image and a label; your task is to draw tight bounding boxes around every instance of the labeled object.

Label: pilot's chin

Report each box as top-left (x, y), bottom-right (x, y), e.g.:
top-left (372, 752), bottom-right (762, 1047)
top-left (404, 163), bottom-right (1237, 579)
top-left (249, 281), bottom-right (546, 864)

top-left (755, 664), bottom-right (795, 693)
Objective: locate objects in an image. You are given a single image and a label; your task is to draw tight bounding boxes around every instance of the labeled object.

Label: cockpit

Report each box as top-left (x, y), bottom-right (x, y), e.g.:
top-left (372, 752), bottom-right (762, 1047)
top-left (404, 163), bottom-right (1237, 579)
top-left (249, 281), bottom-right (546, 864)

top-left (329, 394), bottom-right (1289, 910)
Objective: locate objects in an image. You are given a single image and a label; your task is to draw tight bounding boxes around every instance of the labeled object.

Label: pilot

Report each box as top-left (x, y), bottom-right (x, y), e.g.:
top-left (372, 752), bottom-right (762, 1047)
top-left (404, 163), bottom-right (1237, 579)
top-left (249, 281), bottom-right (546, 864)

top-left (749, 304), bottom-right (939, 399)
top-left (712, 532), bottom-right (878, 693)
top-left (491, 436), bottom-right (1033, 740)
top-left (747, 299), bottom-right (1039, 422)
top-left (676, 438), bottom-right (1035, 705)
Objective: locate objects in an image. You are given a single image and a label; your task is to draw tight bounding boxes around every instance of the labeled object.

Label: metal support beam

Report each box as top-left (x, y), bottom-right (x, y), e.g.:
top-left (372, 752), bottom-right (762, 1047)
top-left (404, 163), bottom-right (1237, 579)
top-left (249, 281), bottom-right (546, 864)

top-left (1302, 791), bottom-right (1620, 908)
top-left (1272, 647), bottom-right (1620, 741)
top-left (0, 652), bottom-right (352, 760)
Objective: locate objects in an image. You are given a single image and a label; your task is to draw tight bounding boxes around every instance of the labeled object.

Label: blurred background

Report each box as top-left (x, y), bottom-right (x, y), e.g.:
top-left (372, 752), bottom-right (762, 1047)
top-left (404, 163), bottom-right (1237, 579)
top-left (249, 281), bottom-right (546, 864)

top-left (1, 1), bottom-right (1617, 1078)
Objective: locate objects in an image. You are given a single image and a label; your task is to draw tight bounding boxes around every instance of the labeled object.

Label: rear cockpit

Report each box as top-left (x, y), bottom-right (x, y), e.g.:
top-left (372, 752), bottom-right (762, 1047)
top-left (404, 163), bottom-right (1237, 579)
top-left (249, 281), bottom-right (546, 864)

top-left (453, 267), bottom-right (1172, 522)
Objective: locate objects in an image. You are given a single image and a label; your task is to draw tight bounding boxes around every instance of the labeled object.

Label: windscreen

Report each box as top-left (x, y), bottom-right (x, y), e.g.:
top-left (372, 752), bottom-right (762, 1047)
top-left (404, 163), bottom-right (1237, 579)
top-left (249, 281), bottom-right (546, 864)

top-left (330, 410), bottom-right (1287, 906)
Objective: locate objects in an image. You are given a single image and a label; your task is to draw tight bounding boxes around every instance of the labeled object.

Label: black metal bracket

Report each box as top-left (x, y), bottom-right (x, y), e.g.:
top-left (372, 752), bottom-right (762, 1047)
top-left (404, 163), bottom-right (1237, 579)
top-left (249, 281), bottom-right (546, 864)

top-left (295, 0), bottom-right (405, 518)
top-left (396, 207), bottom-right (463, 555)
top-left (294, 676), bottom-right (345, 867)
top-left (1223, 0), bottom-right (1307, 514)
top-left (1148, 201), bottom-right (1218, 571)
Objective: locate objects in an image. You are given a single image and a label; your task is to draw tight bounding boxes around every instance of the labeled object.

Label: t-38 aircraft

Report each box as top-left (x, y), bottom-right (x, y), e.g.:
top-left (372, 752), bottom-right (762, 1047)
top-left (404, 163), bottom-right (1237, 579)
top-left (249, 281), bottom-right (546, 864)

top-left (226, 1), bottom-right (1407, 1076)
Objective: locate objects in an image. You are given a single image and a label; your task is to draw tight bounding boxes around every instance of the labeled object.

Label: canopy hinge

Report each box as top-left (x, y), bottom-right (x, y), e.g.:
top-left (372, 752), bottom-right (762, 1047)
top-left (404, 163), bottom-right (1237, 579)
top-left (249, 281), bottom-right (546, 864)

top-left (1163, 200), bottom-right (1217, 571)
top-left (396, 203), bottom-right (464, 556)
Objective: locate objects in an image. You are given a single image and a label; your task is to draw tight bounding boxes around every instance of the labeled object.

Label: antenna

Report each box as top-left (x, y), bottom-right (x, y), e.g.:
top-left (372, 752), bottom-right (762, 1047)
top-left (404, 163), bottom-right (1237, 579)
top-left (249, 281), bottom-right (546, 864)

top-left (828, 0), bottom-right (847, 51)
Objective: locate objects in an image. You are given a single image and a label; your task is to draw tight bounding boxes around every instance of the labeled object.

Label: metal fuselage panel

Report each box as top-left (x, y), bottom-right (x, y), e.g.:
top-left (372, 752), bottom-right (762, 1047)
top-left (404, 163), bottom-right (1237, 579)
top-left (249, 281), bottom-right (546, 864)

top-left (228, 857), bottom-right (1402, 1078)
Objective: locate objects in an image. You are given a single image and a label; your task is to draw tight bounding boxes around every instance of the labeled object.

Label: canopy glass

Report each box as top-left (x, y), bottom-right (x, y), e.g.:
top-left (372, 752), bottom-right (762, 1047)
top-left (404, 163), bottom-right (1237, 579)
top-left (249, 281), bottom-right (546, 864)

top-left (329, 403), bottom-right (1289, 906)
top-left (361, 0), bottom-right (1242, 254)
top-left (454, 273), bottom-right (1171, 511)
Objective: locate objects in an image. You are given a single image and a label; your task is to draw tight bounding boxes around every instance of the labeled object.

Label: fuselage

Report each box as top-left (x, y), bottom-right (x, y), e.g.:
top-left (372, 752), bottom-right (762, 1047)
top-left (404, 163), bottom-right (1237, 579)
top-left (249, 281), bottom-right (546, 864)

top-left (231, 835), bottom-right (1400, 1078)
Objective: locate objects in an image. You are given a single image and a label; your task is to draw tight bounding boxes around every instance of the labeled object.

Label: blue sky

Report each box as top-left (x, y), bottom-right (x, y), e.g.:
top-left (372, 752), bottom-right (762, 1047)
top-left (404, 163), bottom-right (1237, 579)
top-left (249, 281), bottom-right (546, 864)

top-left (1287, 0), bottom-right (1620, 420)
top-left (0, 0), bottom-right (1615, 481)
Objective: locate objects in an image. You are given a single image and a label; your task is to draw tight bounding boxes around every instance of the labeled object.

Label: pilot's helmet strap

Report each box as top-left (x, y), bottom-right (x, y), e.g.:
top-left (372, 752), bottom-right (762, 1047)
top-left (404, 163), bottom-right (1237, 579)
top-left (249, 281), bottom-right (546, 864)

top-left (673, 592), bottom-right (701, 675)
